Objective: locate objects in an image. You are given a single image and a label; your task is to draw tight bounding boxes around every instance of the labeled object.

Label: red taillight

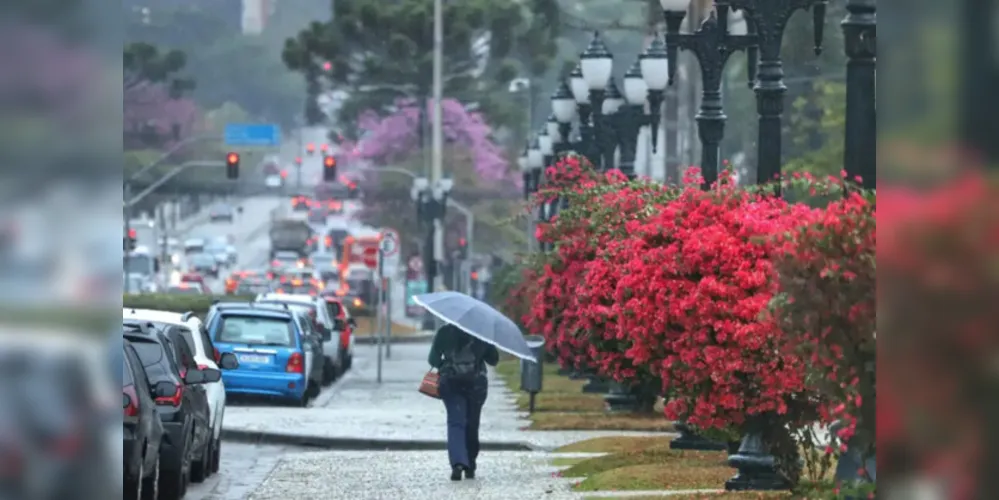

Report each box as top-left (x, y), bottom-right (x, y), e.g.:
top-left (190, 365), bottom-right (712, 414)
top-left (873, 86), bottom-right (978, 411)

top-left (324, 236), bottom-right (332, 246)
top-left (340, 330), bottom-right (350, 349)
top-left (285, 352), bottom-right (304, 373)
top-left (271, 260), bottom-right (280, 267)
top-left (155, 384), bottom-right (183, 407)
top-left (123, 386), bottom-right (139, 417)
top-left (197, 364), bottom-right (209, 370)
top-left (213, 348), bottom-right (221, 363)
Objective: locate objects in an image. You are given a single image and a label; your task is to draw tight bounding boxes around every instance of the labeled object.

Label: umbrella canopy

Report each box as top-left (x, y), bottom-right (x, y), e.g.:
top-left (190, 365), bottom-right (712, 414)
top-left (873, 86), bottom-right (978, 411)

top-left (414, 291), bottom-right (536, 362)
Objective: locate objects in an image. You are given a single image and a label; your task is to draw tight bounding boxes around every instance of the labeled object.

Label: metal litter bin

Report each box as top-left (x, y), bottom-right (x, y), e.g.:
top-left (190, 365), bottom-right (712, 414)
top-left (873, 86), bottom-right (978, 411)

top-left (520, 335), bottom-right (545, 413)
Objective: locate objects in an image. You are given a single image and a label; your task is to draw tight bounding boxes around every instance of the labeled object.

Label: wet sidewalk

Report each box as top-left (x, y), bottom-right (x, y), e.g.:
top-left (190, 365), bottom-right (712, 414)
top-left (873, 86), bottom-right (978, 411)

top-left (222, 343), bottom-right (668, 450)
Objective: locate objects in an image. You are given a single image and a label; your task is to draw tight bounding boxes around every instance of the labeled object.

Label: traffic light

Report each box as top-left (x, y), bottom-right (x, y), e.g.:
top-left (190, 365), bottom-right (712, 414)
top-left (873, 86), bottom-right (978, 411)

top-left (322, 156), bottom-right (337, 182)
top-left (294, 156), bottom-right (302, 165)
top-left (225, 152), bottom-right (239, 179)
top-left (125, 228), bottom-right (137, 251)
top-left (306, 143), bottom-right (316, 155)
top-left (320, 143), bottom-right (328, 152)
top-left (457, 237), bottom-right (468, 260)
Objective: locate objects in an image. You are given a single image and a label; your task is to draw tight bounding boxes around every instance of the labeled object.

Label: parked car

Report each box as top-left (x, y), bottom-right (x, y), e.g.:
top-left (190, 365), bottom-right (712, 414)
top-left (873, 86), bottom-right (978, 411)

top-left (123, 340), bottom-right (164, 500)
top-left (122, 321), bottom-right (220, 499)
top-left (256, 293), bottom-right (343, 384)
top-left (205, 304), bottom-right (322, 406)
top-left (124, 309), bottom-right (239, 481)
top-left (321, 295), bottom-right (357, 370)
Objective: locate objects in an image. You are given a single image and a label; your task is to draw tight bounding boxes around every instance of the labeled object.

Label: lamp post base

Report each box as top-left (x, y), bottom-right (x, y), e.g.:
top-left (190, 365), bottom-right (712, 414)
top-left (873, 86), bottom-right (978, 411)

top-left (603, 383), bottom-right (638, 413)
top-left (670, 421), bottom-right (727, 451)
top-left (581, 377), bottom-right (611, 394)
top-left (725, 431), bottom-right (791, 491)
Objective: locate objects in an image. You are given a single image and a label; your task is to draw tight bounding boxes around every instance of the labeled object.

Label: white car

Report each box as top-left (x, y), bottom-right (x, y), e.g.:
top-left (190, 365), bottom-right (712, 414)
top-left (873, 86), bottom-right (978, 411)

top-left (122, 308), bottom-right (239, 478)
top-left (265, 174), bottom-right (283, 188)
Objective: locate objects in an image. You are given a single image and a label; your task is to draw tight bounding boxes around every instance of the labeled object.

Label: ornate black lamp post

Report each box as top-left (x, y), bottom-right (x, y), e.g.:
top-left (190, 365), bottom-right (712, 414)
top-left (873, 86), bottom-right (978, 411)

top-left (715, 0), bottom-right (828, 186)
top-left (568, 66), bottom-right (596, 165)
top-left (519, 145), bottom-right (532, 202)
top-left (841, 0), bottom-right (876, 189)
top-left (599, 79), bottom-right (625, 172)
top-left (662, 1), bottom-right (756, 188)
top-left (579, 32), bottom-right (615, 170)
top-left (551, 80), bottom-right (577, 158)
top-left (639, 35), bottom-right (671, 157)
top-left (620, 60), bottom-right (649, 179)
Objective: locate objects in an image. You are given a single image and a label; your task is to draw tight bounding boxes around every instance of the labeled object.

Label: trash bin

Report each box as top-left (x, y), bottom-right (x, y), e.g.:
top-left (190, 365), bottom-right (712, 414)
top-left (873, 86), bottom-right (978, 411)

top-left (520, 335), bottom-right (545, 412)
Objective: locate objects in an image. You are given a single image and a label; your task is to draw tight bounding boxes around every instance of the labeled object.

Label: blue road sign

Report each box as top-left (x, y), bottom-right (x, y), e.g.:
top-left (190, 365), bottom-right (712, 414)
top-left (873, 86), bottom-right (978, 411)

top-left (224, 124), bottom-right (281, 146)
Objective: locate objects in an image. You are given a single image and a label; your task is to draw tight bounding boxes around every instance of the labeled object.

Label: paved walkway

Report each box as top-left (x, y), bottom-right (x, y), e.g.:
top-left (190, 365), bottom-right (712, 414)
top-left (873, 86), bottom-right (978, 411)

top-left (222, 343), bottom-right (677, 498)
top-left (222, 343), bottom-right (669, 450)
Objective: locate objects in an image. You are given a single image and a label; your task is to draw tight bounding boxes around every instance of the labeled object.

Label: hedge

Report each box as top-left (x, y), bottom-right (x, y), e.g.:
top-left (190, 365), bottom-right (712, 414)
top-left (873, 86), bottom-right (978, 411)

top-left (123, 294), bottom-right (257, 317)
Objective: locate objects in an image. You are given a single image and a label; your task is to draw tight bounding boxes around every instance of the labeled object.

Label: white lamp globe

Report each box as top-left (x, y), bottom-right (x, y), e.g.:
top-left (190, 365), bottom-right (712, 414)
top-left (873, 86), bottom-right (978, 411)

top-left (579, 32), bottom-right (613, 90)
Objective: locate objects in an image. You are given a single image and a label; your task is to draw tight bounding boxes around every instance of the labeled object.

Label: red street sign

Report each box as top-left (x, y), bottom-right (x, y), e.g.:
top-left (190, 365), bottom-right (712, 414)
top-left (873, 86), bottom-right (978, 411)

top-left (362, 246), bottom-right (379, 269)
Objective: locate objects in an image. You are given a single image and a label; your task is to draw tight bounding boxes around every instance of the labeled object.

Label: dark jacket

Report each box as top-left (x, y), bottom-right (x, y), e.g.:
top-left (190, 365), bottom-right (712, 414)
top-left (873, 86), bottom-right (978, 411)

top-left (428, 324), bottom-right (499, 371)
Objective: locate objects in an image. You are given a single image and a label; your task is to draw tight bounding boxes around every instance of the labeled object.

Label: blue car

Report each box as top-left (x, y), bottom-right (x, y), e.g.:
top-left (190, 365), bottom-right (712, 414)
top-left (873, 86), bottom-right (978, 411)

top-left (206, 307), bottom-right (312, 406)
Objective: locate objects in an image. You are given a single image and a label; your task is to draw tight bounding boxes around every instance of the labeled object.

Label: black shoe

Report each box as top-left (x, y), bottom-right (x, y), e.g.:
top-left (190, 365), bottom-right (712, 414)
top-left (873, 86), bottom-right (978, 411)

top-left (450, 466), bottom-right (463, 481)
top-left (464, 468), bottom-right (475, 479)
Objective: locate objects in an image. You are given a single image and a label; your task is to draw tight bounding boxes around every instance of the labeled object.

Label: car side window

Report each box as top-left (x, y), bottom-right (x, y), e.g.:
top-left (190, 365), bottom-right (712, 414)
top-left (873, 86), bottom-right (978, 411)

top-left (172, 330), bottom-right (199, 369)
top-left (125, 345), bottom-right (156, 406)
top-left (159, 335), bottom-right (186, 376)
top-left (198, 325), bottom-right (216, 358)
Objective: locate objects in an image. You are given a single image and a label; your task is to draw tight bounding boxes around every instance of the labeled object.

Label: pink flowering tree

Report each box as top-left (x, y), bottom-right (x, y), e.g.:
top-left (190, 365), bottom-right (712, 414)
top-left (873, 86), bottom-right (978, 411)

top-left (124, 83), bottom-right (202, 149)
top-left (352, 98), bottom-right (514, 183)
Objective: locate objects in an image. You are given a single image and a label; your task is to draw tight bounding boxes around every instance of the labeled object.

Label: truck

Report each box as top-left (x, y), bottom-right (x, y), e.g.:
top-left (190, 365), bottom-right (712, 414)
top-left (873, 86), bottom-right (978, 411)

top-left (336, 235), bottom-right (382, 315)
top-left (269, 218), bottom-right (313, 258)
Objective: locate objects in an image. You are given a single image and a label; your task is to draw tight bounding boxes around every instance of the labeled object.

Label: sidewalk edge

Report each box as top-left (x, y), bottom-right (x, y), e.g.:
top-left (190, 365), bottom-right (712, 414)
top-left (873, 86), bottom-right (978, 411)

top-left (221, 429), bottom-right (536, 452)
top-left (354, 333), bottom-right (434, 345)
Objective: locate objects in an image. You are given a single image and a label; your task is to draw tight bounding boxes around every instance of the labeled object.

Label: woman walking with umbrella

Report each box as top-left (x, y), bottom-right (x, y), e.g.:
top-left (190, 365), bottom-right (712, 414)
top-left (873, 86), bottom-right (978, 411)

top-left (416, 291), bottom-right (539, 481)
top-left (428, 322), bottom-right (498, 480)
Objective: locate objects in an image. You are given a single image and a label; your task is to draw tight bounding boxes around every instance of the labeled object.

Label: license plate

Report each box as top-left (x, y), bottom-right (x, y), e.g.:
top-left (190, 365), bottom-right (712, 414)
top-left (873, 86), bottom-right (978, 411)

top-left (238, 354), bottom-right (270, 364)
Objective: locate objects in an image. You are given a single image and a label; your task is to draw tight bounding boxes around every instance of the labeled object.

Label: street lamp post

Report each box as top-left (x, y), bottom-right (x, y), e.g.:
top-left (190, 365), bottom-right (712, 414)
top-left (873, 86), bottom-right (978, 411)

top-left (600, 80), bottom-right (624, 172)
top-left (579, 32), bottom-right (615, 171)
top-left (662, 2), bottom-right (756, 188)
top-left (841, 0), bottom-right (876, 189)
top-left (551, 82), bottom-right (577, 159)
top-left (537, 127), bottom-right (554, 251)
top-left (621, 60), bottom-right (650, 180)
top-left (519, 144), bottom-right (533, 254)
top-left (639, 36), bottom-right (671, 157)
top-left (568, 66), bottom-right (596, 165)
top-left (527, 137), bottom-right (543, 251)
top-left (716, 0), bottom-right (828, 186)
top-left (411, 176), bottom-right (453, 330)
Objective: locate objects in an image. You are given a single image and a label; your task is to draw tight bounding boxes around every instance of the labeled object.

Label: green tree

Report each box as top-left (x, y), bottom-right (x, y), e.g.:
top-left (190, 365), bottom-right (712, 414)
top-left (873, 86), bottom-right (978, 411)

top-left (784, 81), bottom-right (845, 177)
top-left (124, 42), bottom-right (194, 96)
top-left (282, 0), bottom-right (562, 133)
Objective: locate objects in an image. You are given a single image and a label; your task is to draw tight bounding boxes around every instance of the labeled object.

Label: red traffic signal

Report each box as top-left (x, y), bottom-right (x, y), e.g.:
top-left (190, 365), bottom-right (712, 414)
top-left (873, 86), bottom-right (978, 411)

top-left (362, 246), bottom-right (379, 269)
top-left (324, 156), bottom-right (336, 168)
top-left (323, 155), bottom-right (337, 182)
top-left (225, 152), bottom-right (239, 179)
top-left (306, 143), bottom-right (315, 154)
top-left (320, 143), bottom-right (328, 152)
top-left (295, 156), bottom-right (302, 165)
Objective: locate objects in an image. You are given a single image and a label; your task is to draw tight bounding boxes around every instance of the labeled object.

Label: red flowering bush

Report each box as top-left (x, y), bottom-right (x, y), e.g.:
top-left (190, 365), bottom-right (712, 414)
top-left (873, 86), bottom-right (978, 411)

top-left (522, 155), bottom-right (679, 401)
top-left (876, 172), bottom-right (999, 499)
top-left (770, 175), bottom-right (876, 467)
top-left (600, 174), bottom-right (821, 434)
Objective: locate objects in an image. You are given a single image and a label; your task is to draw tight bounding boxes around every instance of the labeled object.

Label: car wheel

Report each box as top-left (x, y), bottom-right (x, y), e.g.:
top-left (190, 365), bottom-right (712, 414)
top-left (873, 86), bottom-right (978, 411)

top-left (140, 454), bottom-right (159, 500)
top-left (306, 381), bottom-right (320, 399)
top-left (210, 436), bottom-right (222, 473)
top-left (321, 360), bottom-right (335, 386)
top-left (190, 436), bottom-right (210, 483)
top-left (158, 433), bottom-right (190, 500)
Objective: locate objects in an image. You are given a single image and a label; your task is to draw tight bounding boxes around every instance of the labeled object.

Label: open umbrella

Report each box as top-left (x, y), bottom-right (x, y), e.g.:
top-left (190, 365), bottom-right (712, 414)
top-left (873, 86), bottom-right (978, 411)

top-left (414, 291), bottom-right (536, 362)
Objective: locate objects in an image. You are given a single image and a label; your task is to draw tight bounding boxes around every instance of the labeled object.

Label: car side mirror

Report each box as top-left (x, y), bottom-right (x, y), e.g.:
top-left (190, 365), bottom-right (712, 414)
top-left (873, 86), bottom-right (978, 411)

top-left (153, 381), bottom-right (177, 398)
top-left (218, 352), bottom-right (239, 370)
top-left (183, 370), bottom-right (205, 385)
top-left (333, 319), bottom-right (346, 331)
top-left (200, 368), bottom-right (222, 383)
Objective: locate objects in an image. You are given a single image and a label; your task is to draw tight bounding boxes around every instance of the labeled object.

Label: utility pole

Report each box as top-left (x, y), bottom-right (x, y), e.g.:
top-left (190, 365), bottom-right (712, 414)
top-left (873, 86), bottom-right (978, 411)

top-left (431, 0), bottom-right (444, 293)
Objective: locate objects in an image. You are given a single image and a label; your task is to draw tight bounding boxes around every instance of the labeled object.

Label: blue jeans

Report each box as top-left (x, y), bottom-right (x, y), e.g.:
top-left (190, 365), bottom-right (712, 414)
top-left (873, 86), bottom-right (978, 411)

top-left (439, 374), bottom-right (487, 470)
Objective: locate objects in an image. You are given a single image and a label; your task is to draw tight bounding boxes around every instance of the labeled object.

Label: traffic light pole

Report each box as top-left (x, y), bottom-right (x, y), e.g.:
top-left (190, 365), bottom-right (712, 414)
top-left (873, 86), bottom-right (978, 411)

top-left (124, 183), bottom-right (132, 295)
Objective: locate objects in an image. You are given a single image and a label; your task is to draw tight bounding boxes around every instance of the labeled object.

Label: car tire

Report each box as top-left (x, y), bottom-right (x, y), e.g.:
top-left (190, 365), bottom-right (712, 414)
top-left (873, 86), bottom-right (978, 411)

top-left (140, 454), bottom-right (159, 500)
top-left (321, 360), bottom-right (336, 386)
top-left (306, 381), bottom-right (320, 399)
top-left (190, 436), bottom-right (210, 483)
top-left (158, 433), bottom-right (191, 500)
top-left (210, 436), bottom-right (222, 474)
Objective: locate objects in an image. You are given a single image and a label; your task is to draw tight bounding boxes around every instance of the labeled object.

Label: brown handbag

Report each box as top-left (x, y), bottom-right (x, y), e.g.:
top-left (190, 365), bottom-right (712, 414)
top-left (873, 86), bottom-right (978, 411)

top-left (419, 369), bottom-right (441, 399)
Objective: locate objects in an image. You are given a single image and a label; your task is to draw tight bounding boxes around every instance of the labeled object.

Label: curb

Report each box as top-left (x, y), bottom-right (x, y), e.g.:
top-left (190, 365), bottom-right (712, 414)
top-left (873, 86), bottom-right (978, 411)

top-left (221, 429), bottom-right (535, 452)
top-left (354, 333), bottom-right (434, 345)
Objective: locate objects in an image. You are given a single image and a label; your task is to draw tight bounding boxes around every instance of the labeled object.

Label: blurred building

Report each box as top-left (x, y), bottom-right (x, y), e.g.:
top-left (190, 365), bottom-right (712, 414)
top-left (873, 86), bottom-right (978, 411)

top-left (242, 0), bottom-right (276, 35)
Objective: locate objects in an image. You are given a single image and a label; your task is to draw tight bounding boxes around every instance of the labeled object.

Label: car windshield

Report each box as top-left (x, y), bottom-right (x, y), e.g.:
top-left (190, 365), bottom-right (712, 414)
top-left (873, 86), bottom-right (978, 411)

top-left (205, 243), bottom-right (226, 253)
top-left (127, 339), bottom-right (170, 381)
top-left (189, 253), bottom-right (214, 265)
top-left (216, 315), bottom-right (296, 346)
top-left (260, 301), bottom-right (313, 318)
top-left (123, 254), bottom-right (153, 274)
